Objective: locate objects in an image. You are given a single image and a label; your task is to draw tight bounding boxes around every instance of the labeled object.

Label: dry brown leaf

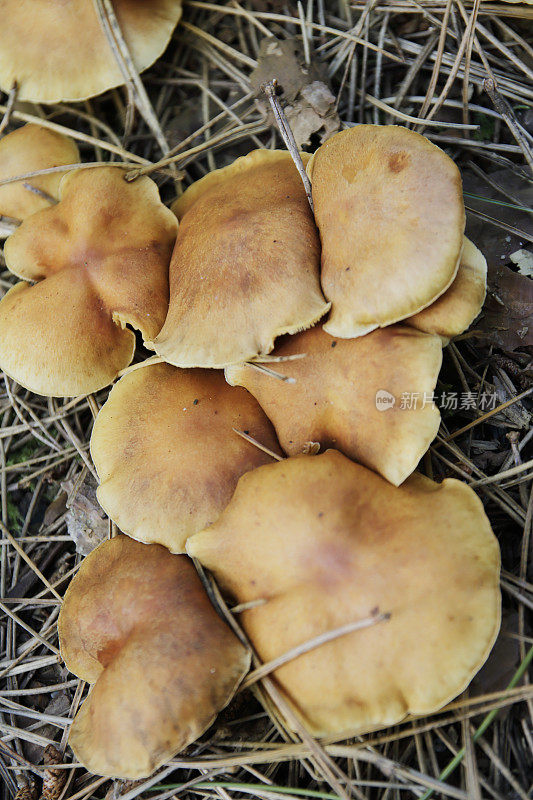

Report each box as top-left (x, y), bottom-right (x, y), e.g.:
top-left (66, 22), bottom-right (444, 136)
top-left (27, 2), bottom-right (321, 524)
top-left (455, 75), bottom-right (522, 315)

top-left (463, 167), bottom-right (533, 350)
top-left (471, 612), bottom-right (520, 697)
top-left (477, 263), bottom-right (533, 350)
top-left (251, 38), bottom-right (340, 147)
top-left (61, 474), bottom-right (108, 555)
top-left (510, 248), bottom-right (533, 277)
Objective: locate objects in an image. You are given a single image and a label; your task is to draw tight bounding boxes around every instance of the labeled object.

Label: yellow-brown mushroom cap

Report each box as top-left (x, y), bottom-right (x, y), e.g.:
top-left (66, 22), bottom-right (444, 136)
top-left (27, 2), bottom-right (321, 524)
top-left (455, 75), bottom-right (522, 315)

top-left (0, 167), bottom-right (177, 396)
top-left (187, 451), bottom-right (501, 737)
top-left (408, 237), bottom-right (487, 341)
top-left (153, 150), bottom-right (329, 368)
top-left (0, 124), bottom-right (79, 221)
top-left (307, 125), bottom-right (465, 338)
top-left (0, 0), bottom-right (182, 103)
top-left (59, 534), bottom-right (250, 779)
top-left (226, 324), bottom-right (442, 486)
top-left (91, 361), bottom-right (282, 552)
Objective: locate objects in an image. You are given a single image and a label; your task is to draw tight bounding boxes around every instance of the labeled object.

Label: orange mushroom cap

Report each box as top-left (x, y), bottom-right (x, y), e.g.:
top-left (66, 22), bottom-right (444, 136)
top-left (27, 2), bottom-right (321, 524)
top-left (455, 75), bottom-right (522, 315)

top-left (59, 534), bottom-right (250, 779)
top-left (307, 125), bottom-right (465, 338)
top-left (408, 237), bottom-right (487, 341)
top-left (226, 324), bottom-right (442, 486)
top-left (0, 167), bottom-right (177, 396)
top-left (0, 124), bottom-right (79, 222)
top-left (153, 150), bottom-right (329, 368)
top-left (0, 0), bottom-right (182, 103)
top-left (91, 361), bottom-right (282, 552)
top-left (187, 451), bottom-right (501, 737)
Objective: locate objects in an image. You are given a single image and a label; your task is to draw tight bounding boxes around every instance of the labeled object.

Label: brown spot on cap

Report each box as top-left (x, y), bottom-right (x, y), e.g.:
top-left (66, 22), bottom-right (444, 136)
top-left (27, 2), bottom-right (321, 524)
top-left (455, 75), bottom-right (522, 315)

top-left (307, 125), bottom-right (465, 338)
top-left (388, 151), bottom-right (410, 173)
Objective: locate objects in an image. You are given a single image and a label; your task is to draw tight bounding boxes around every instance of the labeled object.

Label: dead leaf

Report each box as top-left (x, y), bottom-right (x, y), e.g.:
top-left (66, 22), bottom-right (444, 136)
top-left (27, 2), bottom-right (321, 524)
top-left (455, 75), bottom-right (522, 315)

top-left (476, 262), bottom-right (533, 351)
top-left (61, 473), bottom-right (108, 555)
top-left (464, 167), bottom-right (532, 269)
top-left (471, 612), bottom-right (520, 698)
top-left (23, 694), bottom-right (71, 765)
top-left (251, 38), bottom-right (340, 148)
top-left (42, 492), bottom-right (67, 527)
top-left (510, 248), bottom-right (533, 277)
top-left (493, 375), bottom-right (530, 428)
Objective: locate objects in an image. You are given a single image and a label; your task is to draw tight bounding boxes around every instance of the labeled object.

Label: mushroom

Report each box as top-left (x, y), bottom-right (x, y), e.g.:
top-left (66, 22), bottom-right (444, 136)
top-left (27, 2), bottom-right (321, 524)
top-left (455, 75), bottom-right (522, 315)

top-left (0, 167), bottom-right (177, 396)
top-left (59, 534), bottom-right (250, 779)
top-left (153, 150), bottom-right (330, 368)
top-left (408, 237), bottom-right (487, 341)
top-left (0, 1), bottom-right (182, 103)
top-left (307, 125), bottom-right (465, 338)
top-left (187, 450), bottom-right (501, 737)
top-left (226, 324), bottom-right (442, 486)
top-left (0, 124), bottom-right (79, 224)
top-left (91, 361), bottom-right (282, 552)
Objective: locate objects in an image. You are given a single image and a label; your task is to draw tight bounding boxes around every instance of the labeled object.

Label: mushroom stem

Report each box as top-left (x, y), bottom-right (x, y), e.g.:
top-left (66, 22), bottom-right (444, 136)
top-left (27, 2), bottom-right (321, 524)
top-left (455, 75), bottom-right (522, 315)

top-left (261, 80), bottom-right (314, 212)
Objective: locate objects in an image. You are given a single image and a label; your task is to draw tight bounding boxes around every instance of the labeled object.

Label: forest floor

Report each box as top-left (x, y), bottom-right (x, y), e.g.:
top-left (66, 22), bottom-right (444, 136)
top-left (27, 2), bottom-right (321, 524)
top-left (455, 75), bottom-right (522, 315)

top-left (0, 2), bottom-right (532, 799)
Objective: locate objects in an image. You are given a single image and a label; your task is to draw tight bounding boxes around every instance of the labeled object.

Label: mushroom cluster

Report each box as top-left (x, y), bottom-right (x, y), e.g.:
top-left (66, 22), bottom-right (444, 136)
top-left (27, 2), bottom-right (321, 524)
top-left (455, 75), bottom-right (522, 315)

top-left (0, 122), bottom-right (499, 779)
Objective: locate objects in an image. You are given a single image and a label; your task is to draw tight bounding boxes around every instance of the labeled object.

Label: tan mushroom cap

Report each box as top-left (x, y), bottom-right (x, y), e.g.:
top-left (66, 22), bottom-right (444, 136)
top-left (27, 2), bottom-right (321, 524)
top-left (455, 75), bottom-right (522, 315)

top-left (91, 361), bottom-right (282, 552)
top-left (59, 535), bottom-right (250, 779)
top-left (0, 124), bottom-right (79, 221)
top-left (0, 167), bottom-right (177, 396)
top-left (0, 0), bottom-right (182, 103)
top-left (153, 150), bottom-right (329, 368)
top-left (226, 324), bottom-right (442, 486)
top-left (307, 125), bottom-right (465, 338)
top-left (187, 451), bottom-right (501, 737)
top-left (408, 237), bottom-right (487, 341)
